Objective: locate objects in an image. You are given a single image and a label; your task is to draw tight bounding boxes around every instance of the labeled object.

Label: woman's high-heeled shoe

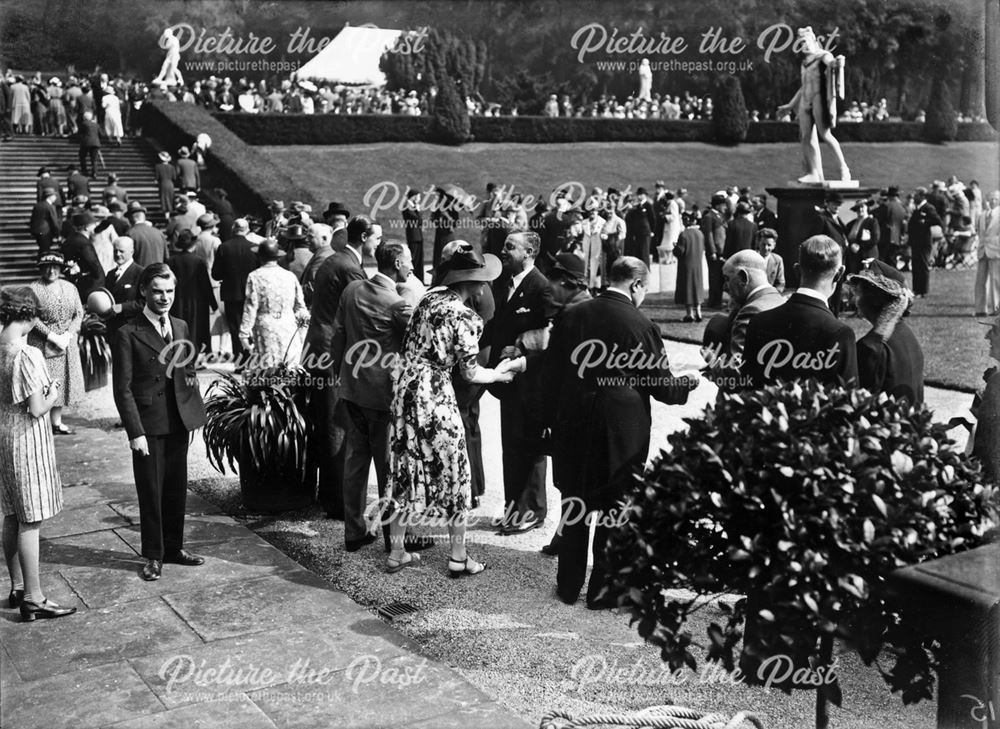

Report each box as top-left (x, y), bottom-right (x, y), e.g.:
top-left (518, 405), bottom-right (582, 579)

top-left (20, 599), bottom-right (77, 622)
top-left (8, 589), bottom-right (24, 608)
top-left (448, 556), bottom-right (487, 578)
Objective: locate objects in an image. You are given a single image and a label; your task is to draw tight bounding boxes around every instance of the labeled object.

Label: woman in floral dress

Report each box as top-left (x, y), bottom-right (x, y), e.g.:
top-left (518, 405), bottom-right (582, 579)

top-left (27, 252), bottom-right (84, 435)
top-left (385, 244), bottom-right (517, 577)
top-left (239, 239), bottom-right (308, 368)
top-left (0, 287), bottom-right (76, 622)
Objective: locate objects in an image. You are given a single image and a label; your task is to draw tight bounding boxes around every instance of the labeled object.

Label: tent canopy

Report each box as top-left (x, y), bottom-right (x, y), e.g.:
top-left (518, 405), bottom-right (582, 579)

top-left (296, 25), bottom-right (404, 87)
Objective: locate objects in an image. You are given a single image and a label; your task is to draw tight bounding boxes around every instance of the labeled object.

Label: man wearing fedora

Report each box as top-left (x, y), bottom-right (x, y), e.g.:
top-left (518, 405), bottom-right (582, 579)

top-left (66, 163), bottom-right (90, 200)
top-left (112, 263), bottom-right (207, 581)
top-left (175, 147), bottom-right (199, 192)
top-left (128, 205), bottom-right (168, 268)
top-left (102, 172), bottom-right (128, 206)
top-left (36, 167), bottom-right (63, 206)
top-left (30, 186), bottom-right (62, 254)
top-left (62, 210), bottom-right (105, 302)
top-left (305, 216), bottom-right (382, 519)
top-left (154, 151), bottom-right (176, 216)
top-left (812, 191), bottom-right (849, 316)
top-left (212, 218), bottom-right (259, 363)
top-left (281, 223), bottom-right (312, 278)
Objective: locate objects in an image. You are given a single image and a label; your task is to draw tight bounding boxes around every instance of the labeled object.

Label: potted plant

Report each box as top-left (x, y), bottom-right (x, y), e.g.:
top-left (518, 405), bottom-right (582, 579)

top-left (203, 362), bottom-right (316, 512)
top-left (604, 380), bottom-right (999, 729)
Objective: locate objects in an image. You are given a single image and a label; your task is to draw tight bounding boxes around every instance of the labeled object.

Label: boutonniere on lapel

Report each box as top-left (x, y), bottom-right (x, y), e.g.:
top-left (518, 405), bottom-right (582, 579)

top-left (515, 306), bottom-right (531, 314)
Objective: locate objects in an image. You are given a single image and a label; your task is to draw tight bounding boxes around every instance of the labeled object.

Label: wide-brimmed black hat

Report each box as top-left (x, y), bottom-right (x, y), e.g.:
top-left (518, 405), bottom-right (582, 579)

top-left (323, 201), bottom-right (351, 221)
top-left (439, 243), bottom-right (501, 286)
top-left (825, 191), bottom-right (844, 205)
top-left (550, 252), bottom-right (587, 285)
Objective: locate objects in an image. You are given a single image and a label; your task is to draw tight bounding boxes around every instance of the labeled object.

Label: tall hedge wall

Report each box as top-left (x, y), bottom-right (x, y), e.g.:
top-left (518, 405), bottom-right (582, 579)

top-left (140, 101), bottom-right (318, 215)
top-left (213, 111), bottom-right (997, 146)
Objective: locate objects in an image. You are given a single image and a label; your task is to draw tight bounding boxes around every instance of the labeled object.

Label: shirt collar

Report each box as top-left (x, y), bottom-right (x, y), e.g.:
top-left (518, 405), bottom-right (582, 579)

top-left (143, 306), bottom-right (167, 327)
top-left (510, 262), bottom-right (534, 289)
top-left (745, 284), bottom-right (770, 300)
top-left (345, 244), bottom-right (363, 266)
top-left (796, 287), bottom-right (829, 303)
top-left (604, 288), bottom-right (634, 304)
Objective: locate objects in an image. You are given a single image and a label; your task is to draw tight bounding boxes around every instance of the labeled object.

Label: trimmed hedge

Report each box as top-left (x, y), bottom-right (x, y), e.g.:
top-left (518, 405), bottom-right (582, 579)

top-left (214, 110), bottom-right (997, 146)
top-left (140, 101), bottom-right (318, 216)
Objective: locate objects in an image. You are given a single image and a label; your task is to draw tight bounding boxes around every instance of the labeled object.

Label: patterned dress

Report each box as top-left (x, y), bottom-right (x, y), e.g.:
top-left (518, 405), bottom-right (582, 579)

top-left (239, 263), bottom-right (307, 368)
top-left (0, 342), bottom-right (62, 522)
top-left (388, 288), bottom-right (481, 517)
top-left (28, 278), bottom-right (84, 407)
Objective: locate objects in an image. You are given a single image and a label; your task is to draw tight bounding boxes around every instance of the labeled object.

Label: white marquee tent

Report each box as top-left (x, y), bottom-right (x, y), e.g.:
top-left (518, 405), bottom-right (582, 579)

top-left (296, 25), bottom-right (404, 87)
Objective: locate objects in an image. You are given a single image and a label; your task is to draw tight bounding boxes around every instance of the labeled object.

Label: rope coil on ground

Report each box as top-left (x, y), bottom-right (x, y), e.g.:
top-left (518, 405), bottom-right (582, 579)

top-left (539, 705), bottom-right (765, 729)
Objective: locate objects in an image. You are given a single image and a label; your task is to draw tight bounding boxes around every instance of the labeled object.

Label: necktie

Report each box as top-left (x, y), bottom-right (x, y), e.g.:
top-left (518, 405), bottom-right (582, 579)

top-left (507, 278), bottom-right (516, 302)
top-left (159, 315), bottom-right (172, 343)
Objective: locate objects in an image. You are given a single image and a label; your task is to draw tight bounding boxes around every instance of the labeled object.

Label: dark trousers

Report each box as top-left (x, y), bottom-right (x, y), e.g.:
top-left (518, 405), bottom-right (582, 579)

top-left (828, 278), bottom-right (845, 318)
top-left (457, 388), bottom-right (486, 501)
top-left (499, 399), bottom-right (547, 523)
top-left (342, 401), bottom-right (390, 544)
top-left (912, 243), bottom-right (932, 295)
top-left (132, 432), bottom-right (189, 560)
top-left (408, 238), bottom-right (424, 283)
top-left (624, 233), bottom-right (652, 267)
top-left (223, 299), bottom-right (245, 362)
top-left (706, 257), bottom-right (724, 306)
top-left (314, 383), bottom-right (346, 519)
top-left (35, 233), bottom-right (54, 254)
top-left (557, 504), bottom-right (611, 605)
top-left (79, 146), bottom-right (99, 177)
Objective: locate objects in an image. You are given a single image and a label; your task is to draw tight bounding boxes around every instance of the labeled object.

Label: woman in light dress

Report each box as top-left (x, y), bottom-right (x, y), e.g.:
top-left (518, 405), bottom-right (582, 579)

top-left (239, 239), bottom-right (308, 368)
top-left (102, 90), bottom-right (124, 144)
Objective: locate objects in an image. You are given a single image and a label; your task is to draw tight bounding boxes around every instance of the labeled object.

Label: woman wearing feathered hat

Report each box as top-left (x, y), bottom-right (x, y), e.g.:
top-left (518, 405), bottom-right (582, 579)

top-left (385, 243), bottom-right (519, 577)
top-left (849, 260), bottom-right (923, 405)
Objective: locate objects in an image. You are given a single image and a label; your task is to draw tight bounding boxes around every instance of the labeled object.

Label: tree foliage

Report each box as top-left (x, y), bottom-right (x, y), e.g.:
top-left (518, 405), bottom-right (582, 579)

top-left (711, 74), bottom-right (749, 144)
top-left (924, 76), bottom-right (959, 143)
top-left (430, 73), bottom-right (472, 145)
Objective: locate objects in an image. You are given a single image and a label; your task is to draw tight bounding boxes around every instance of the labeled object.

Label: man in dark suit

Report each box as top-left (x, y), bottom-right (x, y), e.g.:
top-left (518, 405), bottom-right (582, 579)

top-left (701, 192), bottom-right (728, 308)
top-left (102, 173), bottom-right (128, 206)
top-left (211, 218), bottom-right (259, 362)
top-left (62, 211), bottom-right (105, 303)
top-left (907, 187), bottom-right (943, 298)
top-left (78, 110), bottom-right (102, 177)
top-left (331, 241), bottom-right (413, 552)
top-left (30, 187), bottom-right (61, 254)
top-left (743, 235), bottom-right (858, 388)
top-left (723, 201), bottom-right (757, 260)
top-left (128, 207), bottom-right (169, 267)
top-left (175, 146), bottom-right (200, 192)
top-left (753, 194), bottom-right (778, 231)
top-left (875, 186), bottom-right (908, 264)
top-left (112, 263), bottom-right (207, 581)
top-left (304, 216), bottom-right (381, 519)
top-left (154, 151), bottom-right (176, 216)
top-left (401, 192), bottom-right (424, 282)
top-left (485, 230), bottom-right (554, 534)
top-left (102, 237), bottom-right (144, 339)
top-left (66, 164), bottom-right (91, 200)
top-left (813, 191), bottom-right (849, 316)
top-left (36, 167), bottom-right (64, 206)
top-left (541, 256), bottom-right (697, 608)
top-left (624, 187), bottom-right (657, 267)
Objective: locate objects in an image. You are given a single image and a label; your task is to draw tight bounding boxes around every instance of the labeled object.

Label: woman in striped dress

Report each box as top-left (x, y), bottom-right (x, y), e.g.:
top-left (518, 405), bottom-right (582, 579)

top-left (0, 287), bottom-right (76, 622)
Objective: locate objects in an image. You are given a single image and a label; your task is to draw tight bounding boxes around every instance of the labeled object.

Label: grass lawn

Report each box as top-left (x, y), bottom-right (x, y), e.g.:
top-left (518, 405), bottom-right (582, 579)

top-left (260, 140), bottom-right (998, 392)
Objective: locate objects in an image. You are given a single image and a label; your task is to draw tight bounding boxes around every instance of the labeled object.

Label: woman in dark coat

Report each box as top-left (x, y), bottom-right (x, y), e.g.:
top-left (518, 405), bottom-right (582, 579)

top-left (673, 211), bottom-right (705, 322)
top-left (211, 188), bottom-right (236, 242)
top-left (167, 230), bottom-right (217, 354)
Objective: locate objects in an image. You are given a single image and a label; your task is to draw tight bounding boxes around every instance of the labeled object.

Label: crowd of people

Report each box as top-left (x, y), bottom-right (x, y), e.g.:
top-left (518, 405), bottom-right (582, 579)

top-left (3, 110), bottom-right (999, 620)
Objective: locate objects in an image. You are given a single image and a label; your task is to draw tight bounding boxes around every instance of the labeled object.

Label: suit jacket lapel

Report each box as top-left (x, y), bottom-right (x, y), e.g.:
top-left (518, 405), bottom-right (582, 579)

top-left (134, 311), bottom-right (169, 352)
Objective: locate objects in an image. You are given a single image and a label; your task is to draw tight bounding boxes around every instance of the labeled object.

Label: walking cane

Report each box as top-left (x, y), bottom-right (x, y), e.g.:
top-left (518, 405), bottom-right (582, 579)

top-left (97, 148), bottom-right (106, 173)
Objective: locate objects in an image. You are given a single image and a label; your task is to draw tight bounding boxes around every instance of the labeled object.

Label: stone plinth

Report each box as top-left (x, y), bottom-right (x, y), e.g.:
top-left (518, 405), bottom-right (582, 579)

top-left (765, 184), bottom-right (879, 289)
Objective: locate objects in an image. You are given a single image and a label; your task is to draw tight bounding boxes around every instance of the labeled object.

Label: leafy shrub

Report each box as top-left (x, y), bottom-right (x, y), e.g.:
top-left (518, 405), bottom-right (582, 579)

top-left (924, 77), bottom-right (959, 143)
top-left (605, 380), bottom-right (998, 712)
top-left (431, 74), bottom-right (472, 145)
top-left (712, 74), bottom-right (750, 145)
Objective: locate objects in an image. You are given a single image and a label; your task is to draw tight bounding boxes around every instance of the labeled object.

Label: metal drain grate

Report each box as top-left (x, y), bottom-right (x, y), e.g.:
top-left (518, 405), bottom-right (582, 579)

top-left (377, 602), bottom-right (419, 621)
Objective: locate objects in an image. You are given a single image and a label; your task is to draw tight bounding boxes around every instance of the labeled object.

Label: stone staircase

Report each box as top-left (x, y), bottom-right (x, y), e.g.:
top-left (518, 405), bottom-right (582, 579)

top-left (0, 136), bottom-right (168, 285)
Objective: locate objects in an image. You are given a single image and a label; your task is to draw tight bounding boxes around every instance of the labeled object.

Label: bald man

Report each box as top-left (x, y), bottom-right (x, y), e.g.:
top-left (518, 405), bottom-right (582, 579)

top-left (104, 236), bottom-right (145, 337)
top-left (703, 250), bottom-right (785, 392)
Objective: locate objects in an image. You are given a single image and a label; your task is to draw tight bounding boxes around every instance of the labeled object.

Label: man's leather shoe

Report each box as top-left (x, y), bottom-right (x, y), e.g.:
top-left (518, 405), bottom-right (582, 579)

top-left (540, 542), bottom-right (559, 556)
top-left (163, 550), bottom-right (205, 566)
top-left (499, 517), bottom-right (544, 535)
top-left (20, 599), bottom-right (76, 622)
top-left (345, 534), bottom-right (377, 552)
top-left (141, 559), bottom-right (162, 581)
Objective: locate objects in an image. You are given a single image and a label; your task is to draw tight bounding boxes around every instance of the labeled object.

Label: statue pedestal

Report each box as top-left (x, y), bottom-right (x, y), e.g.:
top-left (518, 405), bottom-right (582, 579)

top-left (765, 183), bottom-right (879, 289)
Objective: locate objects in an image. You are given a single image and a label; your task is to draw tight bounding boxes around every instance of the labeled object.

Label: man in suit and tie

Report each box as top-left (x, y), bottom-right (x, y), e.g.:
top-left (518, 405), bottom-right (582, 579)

top-left (112, 263), bottom-right (207, 581)
top-left (304, 216), bottom-right (382, 519)
top-left (723, 201), bottom-right (757, 260)
top-left (624, 187), bottom-right (657, 267)
top-left (128, 206), bottom-right (169, 267)
top-left (36, 167), bottom-right (64, 206)
top-left (211, 218), bottom-right (259, 362)
top-left (743, 235), bottom-right (858, 389)
top-left (701, 192), bottom-right (728, 308)
top-left (812, 191), bottom-right (850, 316)
top-left (541, 256), bottom-right (697, 608)
top-left (175, 146), bottom-right (200, 192)
top-left (102, 237), bottom-right (144, 339)
top-left (77, 110), bottom-right (102, 178)
top-left (908, 187), bottom-right (944, 298)
top-left (485, 230), bottom-right (554, 534)
top-left (66, 164), bottom-right (91, 200)
top-left (62, 211), bottom-right (105, 303)
top-left (752, 194), bottom-right (778, 231)
top-left (704, 250), bottom-right (785, 393)
top-left (30, 186), bottom-right (61, 254)
top-left (300, 223), bottom-right (334, 307)
top-left (331, 240), bottom-right (414, 552)
top-left (875, 186), bottom-right (908, 265)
